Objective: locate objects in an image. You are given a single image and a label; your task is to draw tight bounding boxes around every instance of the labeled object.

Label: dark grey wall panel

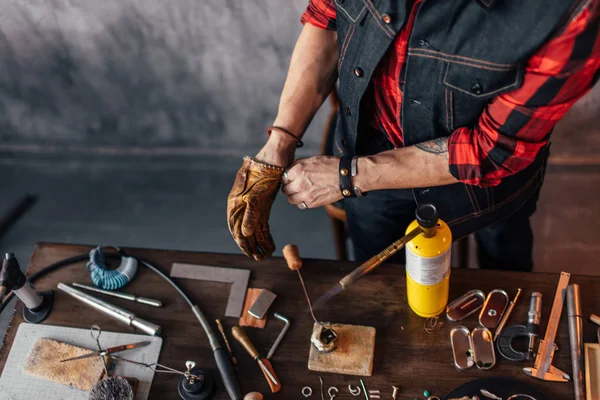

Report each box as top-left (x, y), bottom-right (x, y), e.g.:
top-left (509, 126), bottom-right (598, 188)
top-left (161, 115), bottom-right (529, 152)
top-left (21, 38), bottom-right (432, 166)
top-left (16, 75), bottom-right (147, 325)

top-left (0, 0), bottom-right (327, 152)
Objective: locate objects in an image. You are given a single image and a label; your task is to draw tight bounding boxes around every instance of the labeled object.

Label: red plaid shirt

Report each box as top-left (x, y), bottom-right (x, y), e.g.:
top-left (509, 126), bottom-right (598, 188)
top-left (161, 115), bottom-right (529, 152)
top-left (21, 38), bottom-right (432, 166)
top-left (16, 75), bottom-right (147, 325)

top-left (302, 0), bottom-right (600, 187)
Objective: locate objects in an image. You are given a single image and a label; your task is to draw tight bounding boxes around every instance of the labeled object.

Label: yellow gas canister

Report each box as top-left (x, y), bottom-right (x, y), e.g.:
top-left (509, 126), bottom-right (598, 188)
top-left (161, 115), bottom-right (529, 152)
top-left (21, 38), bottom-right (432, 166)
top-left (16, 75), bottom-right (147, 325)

top-left (405, 204), bottom-right (452, 317)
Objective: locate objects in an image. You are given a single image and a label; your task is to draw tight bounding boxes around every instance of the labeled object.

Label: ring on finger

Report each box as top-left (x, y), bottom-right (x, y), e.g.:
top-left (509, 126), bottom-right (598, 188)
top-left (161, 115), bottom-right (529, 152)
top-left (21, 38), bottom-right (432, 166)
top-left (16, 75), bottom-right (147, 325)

top-left (299, 201), bottom-right (308, 210)
top-left (283, 170), bottom-right (291, 184)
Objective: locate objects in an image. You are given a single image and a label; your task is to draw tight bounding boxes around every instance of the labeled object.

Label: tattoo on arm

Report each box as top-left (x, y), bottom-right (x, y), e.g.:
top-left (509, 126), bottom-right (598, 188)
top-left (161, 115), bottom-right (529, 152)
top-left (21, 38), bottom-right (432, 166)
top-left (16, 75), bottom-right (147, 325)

top-left (415, 137), bottom-right (449, 155)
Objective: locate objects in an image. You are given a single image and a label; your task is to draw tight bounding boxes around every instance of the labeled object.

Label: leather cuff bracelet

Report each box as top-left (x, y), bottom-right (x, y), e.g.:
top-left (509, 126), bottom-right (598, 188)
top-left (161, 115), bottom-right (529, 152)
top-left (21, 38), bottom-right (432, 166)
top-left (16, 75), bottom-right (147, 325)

top-left (339, 156), bottom-right (356, 198)
top-left (266, 126), bottom-right (304, 148)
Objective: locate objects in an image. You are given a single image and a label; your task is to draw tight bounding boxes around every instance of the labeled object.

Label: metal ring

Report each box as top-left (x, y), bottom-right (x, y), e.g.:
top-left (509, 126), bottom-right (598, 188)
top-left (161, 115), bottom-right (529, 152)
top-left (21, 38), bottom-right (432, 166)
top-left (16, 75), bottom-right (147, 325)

top-left (427, 397), bottom-right (441, 400)
top-left (302, 386), bottom-right (313, 397)
top-left (348, 384), bottom-right (361, 396)
top-left (283, 170), bottom-right (291, 184)
top-left (507, 395), bottom-right (537, 400)
top-left (299, 201), bottom-right (308, 210)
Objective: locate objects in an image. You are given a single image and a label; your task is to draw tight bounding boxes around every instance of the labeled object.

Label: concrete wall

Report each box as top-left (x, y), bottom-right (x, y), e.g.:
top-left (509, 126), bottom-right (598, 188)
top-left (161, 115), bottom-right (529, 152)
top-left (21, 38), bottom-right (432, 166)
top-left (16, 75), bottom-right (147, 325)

top-left (0, 0), bottom-right (327, 154)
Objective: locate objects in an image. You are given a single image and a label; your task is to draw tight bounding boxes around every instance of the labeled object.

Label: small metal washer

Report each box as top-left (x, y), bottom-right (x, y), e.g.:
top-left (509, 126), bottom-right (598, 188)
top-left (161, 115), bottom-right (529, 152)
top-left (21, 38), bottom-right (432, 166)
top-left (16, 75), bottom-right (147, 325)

top-left (302, 386), bottom-right (313, 397)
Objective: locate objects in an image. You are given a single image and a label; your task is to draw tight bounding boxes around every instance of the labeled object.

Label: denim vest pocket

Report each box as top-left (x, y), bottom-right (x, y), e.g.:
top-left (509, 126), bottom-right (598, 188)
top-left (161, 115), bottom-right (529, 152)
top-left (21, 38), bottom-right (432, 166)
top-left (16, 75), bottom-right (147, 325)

top-left (442, 62), bottom-right (523, 99)
top-left (441, 61), bottom-right (524, 133)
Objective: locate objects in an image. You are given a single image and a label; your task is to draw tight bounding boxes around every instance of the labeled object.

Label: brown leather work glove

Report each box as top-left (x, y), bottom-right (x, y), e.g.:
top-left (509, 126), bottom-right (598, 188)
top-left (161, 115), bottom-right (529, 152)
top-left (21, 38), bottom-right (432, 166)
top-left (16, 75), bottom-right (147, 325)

top-left (227, 156), bottom-right (284, 261)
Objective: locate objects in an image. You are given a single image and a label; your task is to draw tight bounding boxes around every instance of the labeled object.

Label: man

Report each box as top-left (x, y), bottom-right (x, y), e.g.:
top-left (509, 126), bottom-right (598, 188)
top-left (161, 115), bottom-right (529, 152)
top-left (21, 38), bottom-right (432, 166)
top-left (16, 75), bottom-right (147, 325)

top-left (227, 0), bottom-right (599, 271)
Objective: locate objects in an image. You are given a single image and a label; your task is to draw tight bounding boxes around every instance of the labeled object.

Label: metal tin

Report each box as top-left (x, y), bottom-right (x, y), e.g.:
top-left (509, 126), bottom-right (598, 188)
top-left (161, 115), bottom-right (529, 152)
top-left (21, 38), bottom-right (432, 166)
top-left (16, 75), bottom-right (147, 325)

top-left (450, 326), bottom-right (474, 369)
top-left (479, 289), bottom-right (509, 328)
top-left (450, 326), bottom-right (496, 370)
top-left (471, 327), bottom-right (496, 370)
top-left (446, 290), bottom-right (486, 321)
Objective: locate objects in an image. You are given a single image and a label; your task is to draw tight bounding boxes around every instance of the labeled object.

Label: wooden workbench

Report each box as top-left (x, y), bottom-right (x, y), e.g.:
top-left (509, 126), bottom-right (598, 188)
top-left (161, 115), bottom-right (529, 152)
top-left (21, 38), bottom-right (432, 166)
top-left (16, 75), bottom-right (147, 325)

top-left (1, 242), bottom-right (599, 399)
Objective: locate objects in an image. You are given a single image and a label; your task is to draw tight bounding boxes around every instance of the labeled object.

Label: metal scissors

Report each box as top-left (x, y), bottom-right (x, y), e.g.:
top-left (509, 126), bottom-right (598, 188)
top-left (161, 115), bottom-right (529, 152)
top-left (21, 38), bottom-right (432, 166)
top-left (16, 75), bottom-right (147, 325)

top-left (60, 325), bottom-right (150, 363)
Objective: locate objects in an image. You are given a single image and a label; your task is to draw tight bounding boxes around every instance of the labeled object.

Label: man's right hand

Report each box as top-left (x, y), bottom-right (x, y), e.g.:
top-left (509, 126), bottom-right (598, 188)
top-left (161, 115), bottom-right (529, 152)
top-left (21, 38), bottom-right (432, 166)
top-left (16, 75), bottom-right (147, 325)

top-left (226, 132), bottom-right (297, 260)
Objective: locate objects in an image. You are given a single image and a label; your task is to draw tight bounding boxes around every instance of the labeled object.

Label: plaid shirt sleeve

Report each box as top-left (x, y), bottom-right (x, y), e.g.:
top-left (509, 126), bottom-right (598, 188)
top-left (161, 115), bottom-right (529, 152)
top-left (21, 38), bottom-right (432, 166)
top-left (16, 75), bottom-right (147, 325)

top-left (301, 0), bottom-right (337, 31)
top-left (448, 0), bottom-right (600, 187)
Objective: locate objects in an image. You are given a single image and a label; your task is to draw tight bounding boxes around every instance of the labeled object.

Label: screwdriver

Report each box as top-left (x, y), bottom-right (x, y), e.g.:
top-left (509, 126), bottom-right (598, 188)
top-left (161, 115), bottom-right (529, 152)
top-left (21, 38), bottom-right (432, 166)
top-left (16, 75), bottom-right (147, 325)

top-left (231, 326), bottom-right (281, 393)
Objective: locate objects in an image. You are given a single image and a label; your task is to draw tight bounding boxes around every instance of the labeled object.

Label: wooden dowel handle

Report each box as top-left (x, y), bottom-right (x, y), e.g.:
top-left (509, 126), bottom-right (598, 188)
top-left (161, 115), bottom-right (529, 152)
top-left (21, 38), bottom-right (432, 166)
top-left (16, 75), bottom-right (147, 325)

top-left (283, 244), bottom-right (302, 271)
top-left (232, 326), bottom-right (259, 359)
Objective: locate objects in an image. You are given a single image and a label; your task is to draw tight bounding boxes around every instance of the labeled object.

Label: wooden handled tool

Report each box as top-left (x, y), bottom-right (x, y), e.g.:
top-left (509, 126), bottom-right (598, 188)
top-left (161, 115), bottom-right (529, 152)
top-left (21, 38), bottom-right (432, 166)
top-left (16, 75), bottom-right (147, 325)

top-left (231, 326), bottom-right (281, 393)
top-left (283, 244), bottom-right (302, 270)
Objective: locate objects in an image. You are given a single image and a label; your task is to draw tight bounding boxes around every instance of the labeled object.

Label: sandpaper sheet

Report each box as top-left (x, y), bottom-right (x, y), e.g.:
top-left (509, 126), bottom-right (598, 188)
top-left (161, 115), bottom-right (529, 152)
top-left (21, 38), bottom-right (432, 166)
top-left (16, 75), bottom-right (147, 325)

top-left (0, 323), bottom-right (162, 400)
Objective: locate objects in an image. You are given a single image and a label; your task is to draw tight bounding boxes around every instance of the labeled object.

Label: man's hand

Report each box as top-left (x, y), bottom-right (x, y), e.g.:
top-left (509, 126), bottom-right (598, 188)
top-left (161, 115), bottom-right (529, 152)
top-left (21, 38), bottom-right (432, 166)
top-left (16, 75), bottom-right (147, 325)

top-left (281, 156), bottom-right (343, 209)
top-left (226, 132), bottom-right (297, 261)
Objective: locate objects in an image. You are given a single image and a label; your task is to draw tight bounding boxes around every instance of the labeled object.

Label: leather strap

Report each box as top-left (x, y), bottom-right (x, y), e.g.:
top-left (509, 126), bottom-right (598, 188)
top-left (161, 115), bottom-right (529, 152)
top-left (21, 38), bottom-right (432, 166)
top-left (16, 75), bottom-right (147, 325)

top-left (339, 156), bottom-right (356, 198)
top-left (266, 126), bottom-right (304, 148)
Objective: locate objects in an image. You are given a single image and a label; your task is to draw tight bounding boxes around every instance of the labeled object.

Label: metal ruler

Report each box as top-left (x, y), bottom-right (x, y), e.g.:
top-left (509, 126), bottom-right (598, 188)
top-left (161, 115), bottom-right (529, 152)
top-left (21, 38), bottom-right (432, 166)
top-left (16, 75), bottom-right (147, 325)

top-left (524, 271), bottom-right (571, 381)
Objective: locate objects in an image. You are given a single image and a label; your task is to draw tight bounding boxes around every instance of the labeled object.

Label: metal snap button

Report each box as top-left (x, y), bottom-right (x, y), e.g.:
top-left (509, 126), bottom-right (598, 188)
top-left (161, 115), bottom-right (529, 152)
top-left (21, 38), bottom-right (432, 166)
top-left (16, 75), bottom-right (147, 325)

top-left (345, 107), bottom-right (352, 116)
top-left (471, 82), bottom-right (483, 95)
top-left (354, 67), bottom-right (363, 77)
top-left (340, 168), bottom-right (349, 176)
top-left (342, 189), bottom-right (352, 197)
top-left (382, 14), bottom-right (392, 24)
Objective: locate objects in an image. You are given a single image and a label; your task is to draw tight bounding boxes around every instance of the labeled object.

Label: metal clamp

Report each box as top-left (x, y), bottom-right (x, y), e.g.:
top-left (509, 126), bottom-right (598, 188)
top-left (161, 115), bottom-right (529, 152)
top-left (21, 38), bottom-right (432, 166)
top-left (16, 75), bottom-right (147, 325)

top-left (302, 386), bottom-right (313, 397)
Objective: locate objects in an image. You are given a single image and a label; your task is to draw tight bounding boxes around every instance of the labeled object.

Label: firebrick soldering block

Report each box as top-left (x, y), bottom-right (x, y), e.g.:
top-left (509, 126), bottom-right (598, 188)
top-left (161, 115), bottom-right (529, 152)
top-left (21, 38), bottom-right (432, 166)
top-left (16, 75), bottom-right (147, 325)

top-left (308, 322), bottom-right (376, 376)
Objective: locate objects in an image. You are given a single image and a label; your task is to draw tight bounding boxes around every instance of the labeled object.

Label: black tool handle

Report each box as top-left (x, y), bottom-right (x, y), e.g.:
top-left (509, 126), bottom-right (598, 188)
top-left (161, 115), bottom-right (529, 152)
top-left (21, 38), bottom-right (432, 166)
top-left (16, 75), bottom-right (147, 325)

top-left (214, 347), bottom-right (242, 400)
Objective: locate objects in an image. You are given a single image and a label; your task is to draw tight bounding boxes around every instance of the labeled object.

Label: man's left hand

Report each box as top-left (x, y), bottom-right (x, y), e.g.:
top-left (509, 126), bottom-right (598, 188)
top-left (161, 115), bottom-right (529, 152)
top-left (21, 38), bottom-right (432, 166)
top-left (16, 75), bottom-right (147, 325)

top-left (281, 156), bottom-right (343, 209)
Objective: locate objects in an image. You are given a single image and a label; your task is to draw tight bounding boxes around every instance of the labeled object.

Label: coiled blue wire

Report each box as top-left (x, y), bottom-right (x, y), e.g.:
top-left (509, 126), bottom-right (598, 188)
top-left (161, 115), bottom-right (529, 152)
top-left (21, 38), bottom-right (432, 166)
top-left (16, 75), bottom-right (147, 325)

top-left (86, 246), bottom-right (138, 290)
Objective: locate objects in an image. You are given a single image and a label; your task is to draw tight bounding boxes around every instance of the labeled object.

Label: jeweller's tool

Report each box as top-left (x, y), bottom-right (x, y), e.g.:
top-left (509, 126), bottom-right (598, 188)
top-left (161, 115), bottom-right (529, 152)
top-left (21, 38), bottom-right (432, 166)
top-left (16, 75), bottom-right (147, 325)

top-left (170, 263), bottom-right (250, 318)
top-left (313, 204), bottom-right (451, 318)
top-left (216, 319), bottom-right (237, 365)
top-left (267, 313), bottom-right (290, 359)
top-left (248, 289), bottom-right (277, 319)
top-left (497, 292), bottom-right (542, 361)
top-left (494, 288), bottom-right (522, 341)
top-left (58, 283), bottom-right (162, 336)
top-left (0, 253), bottom-right (54, 323)
top-left (72, 282), bottom-right (162, 307)
top-left (567, 284), bottom-right (584, 400)
top-left (479, 290), bottom-right (509, 329)
top-left (313, 221), bottom-right (423, 310)
top-left (61, 339), bottom-right (151, 362)
top-left (282, 244), bottom-right (321, 325)
top-left (283, 244), bottom-right (376, 376)
top-left (231, 326), bottom-right (281, 393)
top-left (523, 271), bottom-right (571, 382)
top-left (446, 290), bottom-right (486, 321)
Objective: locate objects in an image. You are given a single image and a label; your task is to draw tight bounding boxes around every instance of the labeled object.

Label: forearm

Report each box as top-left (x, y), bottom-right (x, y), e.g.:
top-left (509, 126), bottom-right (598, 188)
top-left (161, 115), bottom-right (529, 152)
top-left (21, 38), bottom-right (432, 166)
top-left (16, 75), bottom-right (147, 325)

top-left (273, 24), bottom-right (338, 136)
top-left (354, 138), bottom-right (458, 191)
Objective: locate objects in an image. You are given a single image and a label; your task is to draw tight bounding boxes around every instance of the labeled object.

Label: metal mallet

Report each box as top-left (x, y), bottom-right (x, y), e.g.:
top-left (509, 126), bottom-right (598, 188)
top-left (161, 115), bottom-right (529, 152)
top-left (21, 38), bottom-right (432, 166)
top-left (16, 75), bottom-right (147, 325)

top-left (567, 284), bottom-right (584, 400)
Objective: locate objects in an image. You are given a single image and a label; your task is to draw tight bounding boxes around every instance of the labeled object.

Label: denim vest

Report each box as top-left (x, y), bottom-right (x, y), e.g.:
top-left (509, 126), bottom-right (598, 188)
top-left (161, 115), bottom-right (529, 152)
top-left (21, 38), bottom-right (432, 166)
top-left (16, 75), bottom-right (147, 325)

top-left (334, 0), bottom-right (576, 149)
top-left (332, 0), bottom-right (577, 233)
